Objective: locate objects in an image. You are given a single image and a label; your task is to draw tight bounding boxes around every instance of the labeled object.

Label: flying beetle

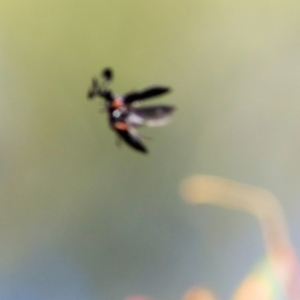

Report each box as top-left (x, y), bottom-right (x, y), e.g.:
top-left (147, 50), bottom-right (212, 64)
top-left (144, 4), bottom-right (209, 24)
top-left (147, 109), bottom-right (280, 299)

top-left (87, 68), bottom-right (175, 154)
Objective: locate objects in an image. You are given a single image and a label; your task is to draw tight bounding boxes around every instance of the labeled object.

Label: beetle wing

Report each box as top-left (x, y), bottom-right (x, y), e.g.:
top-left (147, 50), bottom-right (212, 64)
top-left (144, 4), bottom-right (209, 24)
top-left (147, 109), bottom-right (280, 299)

top-left (127, 105), bottom-right (175, 127)
top-left (115, 124), bottom-right (148, 153)
top-left (124, 87), bottom-right (170, 104)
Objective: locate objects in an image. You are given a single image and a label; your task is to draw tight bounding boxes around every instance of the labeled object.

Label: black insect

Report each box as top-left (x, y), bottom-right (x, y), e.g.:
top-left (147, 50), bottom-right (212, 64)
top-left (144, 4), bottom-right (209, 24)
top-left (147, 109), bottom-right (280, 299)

top-left (87, 68), bottom-right (175, 154)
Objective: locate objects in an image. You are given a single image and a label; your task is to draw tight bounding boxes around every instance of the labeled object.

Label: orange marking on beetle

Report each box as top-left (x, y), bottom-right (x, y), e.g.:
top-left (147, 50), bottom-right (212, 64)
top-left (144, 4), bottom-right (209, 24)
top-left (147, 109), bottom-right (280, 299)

top-left (114, 121), bottom-right (128, 131)
top-left (112, 98), bottom-right (124, 109)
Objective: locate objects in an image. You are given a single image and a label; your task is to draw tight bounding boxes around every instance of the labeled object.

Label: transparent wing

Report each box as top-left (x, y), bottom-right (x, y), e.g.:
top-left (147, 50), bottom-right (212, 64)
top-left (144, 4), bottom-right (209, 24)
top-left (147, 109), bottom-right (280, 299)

top-left (127, 105), bottom-right (175, 127)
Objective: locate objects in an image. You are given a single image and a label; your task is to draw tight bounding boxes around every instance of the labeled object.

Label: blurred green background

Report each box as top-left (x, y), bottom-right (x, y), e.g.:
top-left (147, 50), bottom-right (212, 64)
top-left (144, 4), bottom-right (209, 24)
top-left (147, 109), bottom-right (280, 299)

top-left (1, 1), bottom-right (300, 299)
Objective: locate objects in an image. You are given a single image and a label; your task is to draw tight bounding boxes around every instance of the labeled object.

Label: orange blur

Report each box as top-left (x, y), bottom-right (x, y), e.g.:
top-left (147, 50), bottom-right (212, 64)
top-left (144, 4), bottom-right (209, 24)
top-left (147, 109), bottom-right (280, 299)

top-left (114, 121), bottom-right (128, 131)
top-left (111, 97), bottom-right (124, 109)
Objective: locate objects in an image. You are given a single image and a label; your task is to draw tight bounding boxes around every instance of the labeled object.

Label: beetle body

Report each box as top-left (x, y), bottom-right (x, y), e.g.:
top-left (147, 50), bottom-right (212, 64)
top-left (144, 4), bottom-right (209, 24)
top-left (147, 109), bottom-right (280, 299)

top-left (87, 68), bottom-right (175, 154)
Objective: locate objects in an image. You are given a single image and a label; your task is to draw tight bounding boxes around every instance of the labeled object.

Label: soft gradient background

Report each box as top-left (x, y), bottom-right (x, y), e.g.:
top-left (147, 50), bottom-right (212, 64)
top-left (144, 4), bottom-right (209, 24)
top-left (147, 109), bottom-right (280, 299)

top-left (1, 1), bottom-right (300, 299)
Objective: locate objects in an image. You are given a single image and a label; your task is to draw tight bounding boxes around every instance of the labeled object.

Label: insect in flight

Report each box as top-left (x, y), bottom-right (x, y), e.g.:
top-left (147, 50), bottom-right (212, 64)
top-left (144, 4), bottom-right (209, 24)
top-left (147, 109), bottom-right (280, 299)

top-left (87, 68), bottom-right (175, 154)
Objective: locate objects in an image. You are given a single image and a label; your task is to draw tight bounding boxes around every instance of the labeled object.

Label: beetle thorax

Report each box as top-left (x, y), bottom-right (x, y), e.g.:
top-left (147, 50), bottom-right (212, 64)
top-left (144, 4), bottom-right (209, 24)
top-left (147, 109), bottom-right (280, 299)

top-left (111, 97), bottom-right (124, 109)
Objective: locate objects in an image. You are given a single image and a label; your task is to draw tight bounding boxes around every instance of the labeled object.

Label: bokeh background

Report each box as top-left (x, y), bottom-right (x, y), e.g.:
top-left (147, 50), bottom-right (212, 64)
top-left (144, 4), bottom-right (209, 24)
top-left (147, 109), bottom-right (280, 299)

top-left (1, 1), bottom-right (300, 299)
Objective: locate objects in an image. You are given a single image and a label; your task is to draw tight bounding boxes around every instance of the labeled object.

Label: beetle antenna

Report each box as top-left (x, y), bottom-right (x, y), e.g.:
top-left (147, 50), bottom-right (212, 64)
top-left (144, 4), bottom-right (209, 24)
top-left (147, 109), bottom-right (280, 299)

top-left (102, 68), bottom-right (113, 81)
top-left (87, 68), bottom-right (114, 101)
top-left (87, 78), bottom-right (100, 99)
top-left (100, 68), bottom-right (113, 91)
